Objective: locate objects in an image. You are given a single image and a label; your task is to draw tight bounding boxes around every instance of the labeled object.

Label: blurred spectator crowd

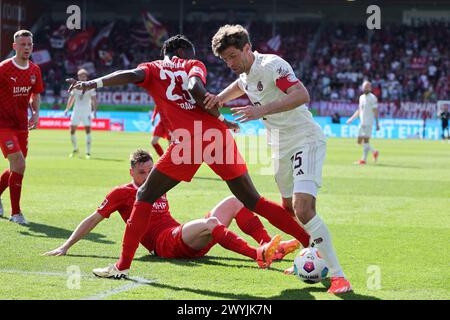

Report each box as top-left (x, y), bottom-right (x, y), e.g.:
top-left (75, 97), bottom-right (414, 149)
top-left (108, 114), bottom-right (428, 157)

top-left (33, 18), bottom-right (449, 116)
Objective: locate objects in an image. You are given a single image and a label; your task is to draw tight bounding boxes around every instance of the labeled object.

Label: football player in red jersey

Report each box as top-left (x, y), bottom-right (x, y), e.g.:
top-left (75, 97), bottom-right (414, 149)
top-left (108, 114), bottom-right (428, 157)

top-left (0, 30), bottom-right (44, 225)
top-left (44, 149), bottom-right (300, 270)
top-left (67, 35), bottom-right (310, 279)
top-left (150, 105), bottom-right (171, 157)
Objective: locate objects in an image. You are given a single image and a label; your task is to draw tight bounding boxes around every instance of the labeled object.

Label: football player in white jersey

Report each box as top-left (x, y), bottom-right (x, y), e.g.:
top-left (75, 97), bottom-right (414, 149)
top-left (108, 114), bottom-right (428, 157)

top-left (64, 69), bottom-right (97, 159)
top-left (205, 24), bottom-right (351, 294)
top-left (346, 81), bottom-right (379, 165)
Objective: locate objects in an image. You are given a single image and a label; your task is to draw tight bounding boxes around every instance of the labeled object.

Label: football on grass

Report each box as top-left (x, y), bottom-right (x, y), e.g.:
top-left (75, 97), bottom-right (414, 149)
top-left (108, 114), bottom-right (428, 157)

top-left (293, 247), bottom-right (329, 284)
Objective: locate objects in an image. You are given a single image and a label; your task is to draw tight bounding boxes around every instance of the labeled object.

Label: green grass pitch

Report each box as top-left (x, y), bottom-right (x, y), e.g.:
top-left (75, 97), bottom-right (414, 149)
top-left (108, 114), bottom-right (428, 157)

top-left (0, 130), bottom-right (449, 300)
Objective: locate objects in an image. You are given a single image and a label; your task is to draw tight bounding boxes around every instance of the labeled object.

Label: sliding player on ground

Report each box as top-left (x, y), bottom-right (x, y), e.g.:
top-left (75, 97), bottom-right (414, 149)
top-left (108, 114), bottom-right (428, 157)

top-left (44, 149), bottom-right (300, 270)
top-left (67, 34), bottom-right (311, 279)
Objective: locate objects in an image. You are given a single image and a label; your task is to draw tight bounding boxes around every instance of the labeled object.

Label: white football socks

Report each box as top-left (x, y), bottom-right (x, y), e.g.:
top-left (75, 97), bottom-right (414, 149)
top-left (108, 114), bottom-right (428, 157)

top-left (86, 133), bottom-right (92, 154)
top-left (362, 143), bottom-right (371, 161)
top-left (304, 214), bottom-right (345, 278)
top-left (71, 134), bottom-right (78, 151)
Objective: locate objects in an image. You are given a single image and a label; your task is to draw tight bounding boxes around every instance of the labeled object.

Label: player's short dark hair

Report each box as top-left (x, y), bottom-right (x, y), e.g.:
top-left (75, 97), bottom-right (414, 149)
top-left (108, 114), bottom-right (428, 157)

top-left (161, 34), bottom-right (195, 57)
top-left (130, 149), bottom-right (153, 168)
top-left (211, 24), bottom-right (251, 56)
top-left (14, 30), bottom-right (33, 41)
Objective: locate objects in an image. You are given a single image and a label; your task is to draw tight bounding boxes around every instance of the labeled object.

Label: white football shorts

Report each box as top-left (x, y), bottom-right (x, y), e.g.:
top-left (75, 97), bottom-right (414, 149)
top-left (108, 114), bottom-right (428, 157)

top-left (274, 140), bottom-right (326, 198)
top-left (71, 113), bottom-right (91, 127)
top-left (358, 124), bottom-right (373, 138)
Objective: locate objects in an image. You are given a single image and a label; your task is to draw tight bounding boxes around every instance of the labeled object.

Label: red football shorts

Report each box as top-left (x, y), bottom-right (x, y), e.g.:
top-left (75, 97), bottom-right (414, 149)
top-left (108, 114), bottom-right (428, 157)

top-left (153, 120), bottom-right (170, 140)
top-left (155, 128), bottom-right (248, 182)
top-left (0, 130), bottom-right (28, 158)
top-left (154, 224), bottom-right (214, 259)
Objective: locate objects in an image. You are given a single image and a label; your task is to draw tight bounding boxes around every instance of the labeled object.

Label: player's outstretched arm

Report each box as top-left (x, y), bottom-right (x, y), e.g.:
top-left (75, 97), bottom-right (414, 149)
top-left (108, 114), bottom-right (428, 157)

top-left (189, 76), bottom-right (240, 131)
top-left (188, 76), bottom-right (240, 131)
top-left (346, 109), bottom-right (360, 124)
top-left (43, 212), bottom-right (104, 256)
top-left (231, 82), bottom-right (310, 123)
top-left (204, 79), bottom-right (245, 110)
top-left (66, 68), bottom-right (145, 92)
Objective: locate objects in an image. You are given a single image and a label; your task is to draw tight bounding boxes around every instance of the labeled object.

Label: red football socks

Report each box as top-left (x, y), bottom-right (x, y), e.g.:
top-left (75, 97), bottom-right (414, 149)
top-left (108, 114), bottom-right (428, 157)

top-left (0, 169), bottom-right (10, 195)
top-left (152, 143), bottom-right (164, 157)
top-left (211, 224), bottom-right (257, 260)
top-left (235, 207), bottom-right (271, 244)
top-left (116, 201), bottom-right (154, 270)
top-left (9, 171), bottom-right (23, 215)
top-left (254, 197), bottom-right (310, 248)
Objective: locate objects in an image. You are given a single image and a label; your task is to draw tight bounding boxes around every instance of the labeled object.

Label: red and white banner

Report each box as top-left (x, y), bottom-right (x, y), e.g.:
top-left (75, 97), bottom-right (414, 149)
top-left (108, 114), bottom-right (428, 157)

top-left (38, 118), bottom-right (111, 130)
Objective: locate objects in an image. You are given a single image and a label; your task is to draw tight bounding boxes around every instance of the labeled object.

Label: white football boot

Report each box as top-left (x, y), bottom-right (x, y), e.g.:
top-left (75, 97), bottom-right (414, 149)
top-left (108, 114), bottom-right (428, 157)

top-left (9, 213), bottom-right (29, 225)
top-left (93, 264), bottom-right (129, 279)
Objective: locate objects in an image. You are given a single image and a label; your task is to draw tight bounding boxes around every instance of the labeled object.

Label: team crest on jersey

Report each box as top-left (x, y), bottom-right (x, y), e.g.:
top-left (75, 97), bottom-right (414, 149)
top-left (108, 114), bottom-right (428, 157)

top-left (30, 75), bottom-right (36, 85)
top-left (257, 81), bottom-right (263, 91)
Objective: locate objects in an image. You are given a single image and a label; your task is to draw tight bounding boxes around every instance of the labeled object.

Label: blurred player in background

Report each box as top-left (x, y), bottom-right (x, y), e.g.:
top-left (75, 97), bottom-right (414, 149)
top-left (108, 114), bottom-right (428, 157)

top-left (44, 149), bottom-right (299, 270)
top-left (0, 30), bottom-right (44, 225)
top-left (150, 105), bottom-right (171, 157)
top-left (67, 34), bottom-right (311, 279)
top-left (439, 103), bottom-right (449, 140)
top-left (64, 69), bottom-right (97, 159)
top-left (346, 80), bottom-right (380, 165)
top-left (205, 24), bottom-right (351, 294)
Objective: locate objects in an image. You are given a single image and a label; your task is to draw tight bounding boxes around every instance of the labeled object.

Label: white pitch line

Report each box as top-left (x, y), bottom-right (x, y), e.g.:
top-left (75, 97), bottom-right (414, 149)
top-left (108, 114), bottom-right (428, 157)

top-left (82, 277), bottom-right (157, 300)
top-left (0, 269), bottom-right (157, 300)
top-left (0, 269), bottom-right (90, 277)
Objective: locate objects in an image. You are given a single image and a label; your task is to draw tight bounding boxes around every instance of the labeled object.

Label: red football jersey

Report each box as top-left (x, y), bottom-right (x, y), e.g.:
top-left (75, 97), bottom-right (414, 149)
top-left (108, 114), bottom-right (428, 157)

top-left (96, 183), bottom-right (179, 251)
top-left (137, 57), bottom-right (227, 135)
top-left (0, 58), bottom-right (44, 130)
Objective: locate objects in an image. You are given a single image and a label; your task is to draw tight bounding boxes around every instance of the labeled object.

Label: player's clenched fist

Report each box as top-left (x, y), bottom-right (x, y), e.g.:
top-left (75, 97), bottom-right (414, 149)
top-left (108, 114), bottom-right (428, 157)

top-left (66, 78), bottom-right (96, 93)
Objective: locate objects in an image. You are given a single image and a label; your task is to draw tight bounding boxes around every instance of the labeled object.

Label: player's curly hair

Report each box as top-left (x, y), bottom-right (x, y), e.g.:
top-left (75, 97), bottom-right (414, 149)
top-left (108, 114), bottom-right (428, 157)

top-left (130, 149), bottom-right (153, 168)
top-left (211, 24), bottom-right (251, 56)
top-left (161, 34), bottom-right (195, 57)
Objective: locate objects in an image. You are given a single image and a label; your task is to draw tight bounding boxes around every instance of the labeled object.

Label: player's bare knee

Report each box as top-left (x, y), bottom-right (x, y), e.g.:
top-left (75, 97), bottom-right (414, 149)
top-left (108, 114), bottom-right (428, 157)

top-left (205, 217), bottom-right (221, 231)
top-left (10, 157), bottom-right (26, 173)
top-left (293, 198), bottom-right (315, 224)
top-left (224, 196), bottom-right (244, 212)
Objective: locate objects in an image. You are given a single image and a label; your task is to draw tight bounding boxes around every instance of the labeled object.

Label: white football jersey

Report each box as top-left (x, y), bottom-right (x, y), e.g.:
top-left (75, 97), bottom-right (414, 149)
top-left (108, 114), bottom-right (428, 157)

top-left (237, 51), bottom-right (324, 158)
top-left (358, 92), bottom-right (378, 126)
top-left (70, 88), bottom-right (96, 115)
